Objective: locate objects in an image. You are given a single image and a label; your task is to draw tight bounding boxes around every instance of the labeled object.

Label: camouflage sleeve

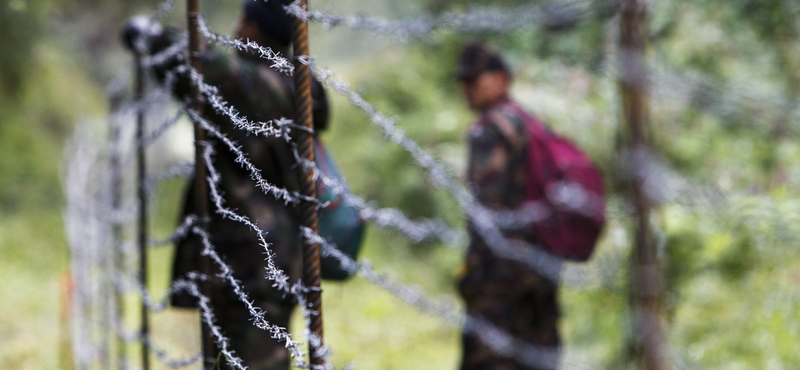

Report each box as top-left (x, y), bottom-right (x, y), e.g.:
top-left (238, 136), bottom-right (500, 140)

top-left (145, 27), bottom-right (327, 202)
top-left (464, 108), bottom-right (553, 301)
top-left (143, 27), bottom-right (326, 133)
top-left (468, 108), bottom-right (529, 211)
top-left (312, 79), bottom-right (330, 132)
top-left (143, 28), bottom-right (274, 108)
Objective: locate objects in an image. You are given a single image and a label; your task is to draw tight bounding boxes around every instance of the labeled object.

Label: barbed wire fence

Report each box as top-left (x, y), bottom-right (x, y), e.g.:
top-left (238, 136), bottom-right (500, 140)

top-left (62, 0), bottom-right (800, 369)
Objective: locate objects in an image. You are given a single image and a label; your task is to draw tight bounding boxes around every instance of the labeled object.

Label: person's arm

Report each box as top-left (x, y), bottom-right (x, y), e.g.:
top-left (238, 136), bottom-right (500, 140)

top-left (468, 109), bottom-right (529, 211)
top-left (467, 109), bottom-right (553, 294)
top-left (121, 17), bottom-right (187, 91)
top-left (121, 17), bottom-right (239, 102)
top-left (311, 78), bottom-right (330, 133)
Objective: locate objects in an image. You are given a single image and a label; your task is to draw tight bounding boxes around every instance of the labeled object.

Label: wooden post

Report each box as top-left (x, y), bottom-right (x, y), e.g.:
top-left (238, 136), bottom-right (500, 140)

top-left (291, 1), bottom-right (326, 366)
top-left (618, 1), bottom-right (666, 369)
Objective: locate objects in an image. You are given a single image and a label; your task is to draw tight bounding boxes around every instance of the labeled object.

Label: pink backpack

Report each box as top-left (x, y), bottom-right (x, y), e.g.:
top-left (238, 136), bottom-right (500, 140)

top-left (504, 102), bottom-right (606, 262)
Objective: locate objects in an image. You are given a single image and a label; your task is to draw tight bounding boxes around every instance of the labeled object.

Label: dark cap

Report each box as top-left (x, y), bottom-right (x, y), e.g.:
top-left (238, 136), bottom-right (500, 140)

top-left (243, 0), bottom-right (292, 47)
top-left (456, 42), bottom-right (509, 82)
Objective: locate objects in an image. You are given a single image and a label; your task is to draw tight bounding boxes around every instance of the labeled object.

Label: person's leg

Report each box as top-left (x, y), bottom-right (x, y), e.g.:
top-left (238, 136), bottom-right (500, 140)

top-left (212, 296), bottom-right (295, 370)
top-left (460, 328), bottom-right (510, 370)
top-left (459, 301), bottom-right (520, 370)
top-left (459, 298), bottom-right (560, 370)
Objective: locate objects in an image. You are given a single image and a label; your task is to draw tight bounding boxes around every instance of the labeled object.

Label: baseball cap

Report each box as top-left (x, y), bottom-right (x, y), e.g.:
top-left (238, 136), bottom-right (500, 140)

top-left (455, 42), bottom-right (510, 82)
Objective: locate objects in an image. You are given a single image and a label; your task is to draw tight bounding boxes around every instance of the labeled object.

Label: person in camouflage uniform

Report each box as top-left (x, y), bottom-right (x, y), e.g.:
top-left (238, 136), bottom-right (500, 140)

top-left (456, 43), bottom-right (561, 370)
top-left (124, 1), bottom-right (327, 369)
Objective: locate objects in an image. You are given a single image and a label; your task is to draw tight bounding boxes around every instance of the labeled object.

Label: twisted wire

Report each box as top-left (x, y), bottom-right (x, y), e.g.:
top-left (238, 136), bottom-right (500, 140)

top-left (196, 15), bottom-right (294, 74)
top-left (143, 160), bottom-right (194, 197)
top-left (286, 0), bottom-right (620, 40)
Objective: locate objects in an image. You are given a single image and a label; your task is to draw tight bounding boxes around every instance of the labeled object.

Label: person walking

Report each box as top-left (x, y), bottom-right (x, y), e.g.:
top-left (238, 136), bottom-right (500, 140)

top-left (123, 1), bottom-right (328, 368)
top-left (456, 42), bottom-right (562, 370)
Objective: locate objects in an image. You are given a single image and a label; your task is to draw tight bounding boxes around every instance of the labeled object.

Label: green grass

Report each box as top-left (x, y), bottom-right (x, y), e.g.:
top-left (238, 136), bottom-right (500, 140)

top-left (0, 212), bottom-right (70, 370)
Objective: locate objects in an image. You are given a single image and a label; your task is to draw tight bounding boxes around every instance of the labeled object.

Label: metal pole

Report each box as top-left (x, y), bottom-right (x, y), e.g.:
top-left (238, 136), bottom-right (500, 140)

top-left (618, 1), bottom-right (665, 370)
top-left (134, 50), bottom-right (151, 370)
top-left (291, 1), bottom-right (326, 366)
top-left (186, 0), bottom-right (215, 367)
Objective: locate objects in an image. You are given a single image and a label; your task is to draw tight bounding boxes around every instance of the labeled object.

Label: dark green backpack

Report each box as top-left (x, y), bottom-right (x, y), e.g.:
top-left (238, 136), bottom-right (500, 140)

top-left (315, 139), bottom-right (365, 280)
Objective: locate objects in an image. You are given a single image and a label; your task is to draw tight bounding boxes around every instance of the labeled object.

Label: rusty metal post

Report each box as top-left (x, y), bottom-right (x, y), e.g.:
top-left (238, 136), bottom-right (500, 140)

top-left (134, 50), bottom-right (151, 370)
top-left (291, 0), bottom-right (326, 366)
top-left (186, 0), bottom-right (215, 368)
top-left (618, 1), bottom-right (665, 370)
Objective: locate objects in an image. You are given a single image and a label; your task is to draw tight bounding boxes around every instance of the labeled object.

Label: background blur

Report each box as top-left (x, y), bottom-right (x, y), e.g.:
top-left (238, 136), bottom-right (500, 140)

top-left (2, 0), bottom-right (800, 369)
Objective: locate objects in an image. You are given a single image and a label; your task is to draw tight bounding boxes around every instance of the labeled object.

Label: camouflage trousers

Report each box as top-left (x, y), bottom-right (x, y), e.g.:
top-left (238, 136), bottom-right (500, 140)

top-left (170, 214), bottom-right (303, 369)
top-left (205, 290), bottom-right (296, 370)
top-left (458, 264), bottom-right (561, 370)
top-left (459, 298), bottom-right (561, 370)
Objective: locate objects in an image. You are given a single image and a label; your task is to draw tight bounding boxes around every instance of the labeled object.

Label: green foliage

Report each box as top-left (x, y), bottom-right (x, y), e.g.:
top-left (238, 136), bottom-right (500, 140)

top-left (0, 0), bottom-right (50, 95)
top-left (323, 47), bottom-right (471, 228)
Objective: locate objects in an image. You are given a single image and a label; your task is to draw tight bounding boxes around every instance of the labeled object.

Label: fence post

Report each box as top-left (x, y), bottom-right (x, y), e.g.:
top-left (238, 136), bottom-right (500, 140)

top-left (186, 0), bottom-right (215, 368)
top-left (618, 1), bottom-right (666, 369)
top-left (291, 0), bottom-right (326, 366)
top-left (133, 47), bottom-right (152, 370)
top-left (108, 80), bottom-right (127, 370)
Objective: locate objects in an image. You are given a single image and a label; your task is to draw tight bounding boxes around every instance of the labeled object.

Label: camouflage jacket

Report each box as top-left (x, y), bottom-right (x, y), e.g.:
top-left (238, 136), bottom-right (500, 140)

top-left (460, 97), bottom-right (560, 313)
top-left (148, 29), bottom-right (328, 306)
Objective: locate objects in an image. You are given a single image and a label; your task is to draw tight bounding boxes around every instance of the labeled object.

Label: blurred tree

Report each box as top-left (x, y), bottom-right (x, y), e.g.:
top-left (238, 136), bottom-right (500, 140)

top-left (0, 1), bottom-right (48, 97)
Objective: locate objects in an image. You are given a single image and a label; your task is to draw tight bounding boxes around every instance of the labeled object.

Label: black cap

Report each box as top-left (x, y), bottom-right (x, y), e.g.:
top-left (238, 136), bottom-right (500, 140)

top-left (243, 0), bottom-right (292, 47)
top-left (456, 42), bottom-right (509, 82)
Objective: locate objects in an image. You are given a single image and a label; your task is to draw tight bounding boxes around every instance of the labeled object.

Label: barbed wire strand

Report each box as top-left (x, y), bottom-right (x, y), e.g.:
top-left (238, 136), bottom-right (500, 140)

top-left (286, 0), bottom-right (620, 40)
top-left (173, 278), bottom-right (249, 370)
top-left (142, 35), bottom-right (188, 68)
top-left (288, 139), bottom-right (468, 245)
top-left (144, 160), bottom-right (194, 197)
top-left (151, 0), bottom-right (178, 22)
top-left (196, 15), bottom-right (295, 74)
top-left (187, 105), bottom-right (312, 205)
top-left (141, 105), bottom-right (186, 147)
top-left (113, 314), bottom-right (203, 369)
top-left (149, 214), bottom-right (195, 247)
top-left (184, 65), bottom-right (298, 140)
